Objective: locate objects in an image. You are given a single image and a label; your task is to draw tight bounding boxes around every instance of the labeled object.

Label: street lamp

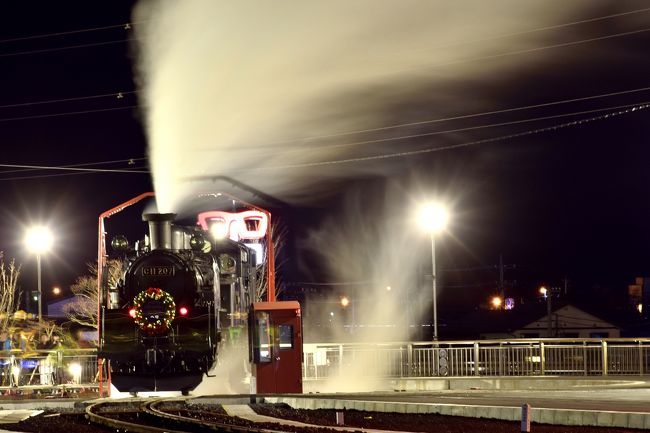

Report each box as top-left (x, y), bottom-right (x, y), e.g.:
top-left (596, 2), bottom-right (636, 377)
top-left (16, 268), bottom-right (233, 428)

top-left (419, 202), bottom-right (449, 340)
top-left (491, 296), bottom-right (503, 309)
top-left (25, 226), bottom-right (53, 322)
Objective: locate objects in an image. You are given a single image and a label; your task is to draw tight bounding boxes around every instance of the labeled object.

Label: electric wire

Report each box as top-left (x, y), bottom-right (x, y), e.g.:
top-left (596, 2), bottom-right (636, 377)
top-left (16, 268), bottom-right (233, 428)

top-left (415, 6), bottom-right (650, 52)
top-left (0, 38), bottom-right (135, 58)
top-left (0, 105), bottom-right (138, 123)
top-left (251, 102), bottom-right (650, 170)
top-left (0, 163), bottom-right (147, 174)
top-left (269, 86), bottom-right (650, 144)
top-left (415, 27), bottom-right (650, 73)
top-left (0, 166), bottom-right (150, 182)
top-left (0, 22), bottom-right (140, 45)
top-left (0, 91), bottom-right (136, 109)
top-left (269, 100), bottom-right (650, 153)
top-left (0, 157), bottom-right (146, 175)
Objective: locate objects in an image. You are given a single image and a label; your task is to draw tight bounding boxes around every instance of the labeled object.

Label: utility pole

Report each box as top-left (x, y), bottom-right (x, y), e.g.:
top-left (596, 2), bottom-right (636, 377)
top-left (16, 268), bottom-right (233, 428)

top-left (498, 254), bottom-right (504, 298)
top-left (546, 289), bottom-right (552, 337)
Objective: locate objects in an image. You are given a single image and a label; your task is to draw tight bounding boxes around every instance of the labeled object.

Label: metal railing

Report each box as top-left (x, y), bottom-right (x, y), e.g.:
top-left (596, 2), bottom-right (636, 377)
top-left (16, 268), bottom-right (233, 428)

top-left (303, 338), bottom-right (650, 379)
top-left (3, 338), bottom-right (649, 392)
top-left (0, 349), bottom-right (98, 393)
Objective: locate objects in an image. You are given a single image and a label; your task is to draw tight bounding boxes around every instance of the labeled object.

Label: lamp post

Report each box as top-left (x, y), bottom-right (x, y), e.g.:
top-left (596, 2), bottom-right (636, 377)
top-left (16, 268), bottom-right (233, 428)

top-left (419, 203), bottom-right (449, 340)
top-left (25, 226), bottom-right (53, 323)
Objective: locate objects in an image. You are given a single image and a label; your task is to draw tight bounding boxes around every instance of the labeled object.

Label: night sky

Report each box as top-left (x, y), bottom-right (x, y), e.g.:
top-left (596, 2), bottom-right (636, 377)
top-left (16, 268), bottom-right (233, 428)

top-left (1, 1), bottom-right (649, 316)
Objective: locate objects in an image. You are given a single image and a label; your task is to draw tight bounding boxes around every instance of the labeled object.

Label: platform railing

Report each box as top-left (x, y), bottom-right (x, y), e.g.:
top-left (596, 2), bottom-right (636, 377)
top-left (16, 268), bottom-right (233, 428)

top-left (302, 338), bottom-right (650, 380)
top-left (2, 339), bottom-right (650, 392)
top-left (0, 349), bottom-right (98, 393)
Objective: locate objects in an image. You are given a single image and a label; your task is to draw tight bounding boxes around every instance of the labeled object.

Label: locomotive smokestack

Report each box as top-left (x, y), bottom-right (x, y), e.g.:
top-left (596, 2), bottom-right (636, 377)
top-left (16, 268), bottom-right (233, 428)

top-left (143, 213), bottom-right (176, 250)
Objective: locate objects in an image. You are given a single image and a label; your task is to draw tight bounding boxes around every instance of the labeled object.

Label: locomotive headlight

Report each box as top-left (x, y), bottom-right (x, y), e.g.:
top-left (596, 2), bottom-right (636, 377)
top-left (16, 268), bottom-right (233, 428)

top-left (210, 220), bottom-right (229, 240)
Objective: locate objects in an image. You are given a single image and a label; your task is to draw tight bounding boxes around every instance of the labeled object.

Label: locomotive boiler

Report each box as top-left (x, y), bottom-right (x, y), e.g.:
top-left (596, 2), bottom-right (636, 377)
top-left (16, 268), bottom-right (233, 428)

top-left (99, 212), bottom-right (256, 393)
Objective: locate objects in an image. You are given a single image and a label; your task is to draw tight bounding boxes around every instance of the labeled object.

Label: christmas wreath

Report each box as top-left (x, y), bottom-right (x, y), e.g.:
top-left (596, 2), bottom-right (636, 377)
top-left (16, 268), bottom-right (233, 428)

top-left (132, 287), bottom-right (176, 334)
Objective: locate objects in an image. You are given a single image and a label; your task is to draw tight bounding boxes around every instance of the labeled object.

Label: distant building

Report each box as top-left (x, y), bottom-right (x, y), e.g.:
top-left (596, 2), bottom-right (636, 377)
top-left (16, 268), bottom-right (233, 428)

top-left (47, 296), bottom-right (76, 318)
top-left (495, 304), bottom-right (619, 339)
top-left (454, 303), bottom-right (621, 340)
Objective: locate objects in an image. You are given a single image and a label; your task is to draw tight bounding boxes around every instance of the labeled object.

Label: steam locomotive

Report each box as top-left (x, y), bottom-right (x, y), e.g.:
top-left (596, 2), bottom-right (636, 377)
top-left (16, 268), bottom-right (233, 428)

top-left (98, 212), bottom-right (258, 393)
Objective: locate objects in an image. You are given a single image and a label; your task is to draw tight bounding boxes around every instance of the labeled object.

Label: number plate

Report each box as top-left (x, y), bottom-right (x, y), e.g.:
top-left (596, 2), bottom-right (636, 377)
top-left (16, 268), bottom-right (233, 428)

top-left (141, 266), bottom-right (175, 276)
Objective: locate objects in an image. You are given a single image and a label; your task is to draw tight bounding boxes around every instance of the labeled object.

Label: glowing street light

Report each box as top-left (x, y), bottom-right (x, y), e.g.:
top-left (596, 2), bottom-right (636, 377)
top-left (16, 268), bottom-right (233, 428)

top-left (419, 202), bottom-right (449, 340)
top-left (340, 296), bottom-right (350, 308)
top-left (52, 286), bottom-right (61, 296)
top-left (25, 226), bottom-right (53, 323)
top-left (491, 296), bottom-right (503, 309)
top-left (539, 286), bottom-right (548, 297)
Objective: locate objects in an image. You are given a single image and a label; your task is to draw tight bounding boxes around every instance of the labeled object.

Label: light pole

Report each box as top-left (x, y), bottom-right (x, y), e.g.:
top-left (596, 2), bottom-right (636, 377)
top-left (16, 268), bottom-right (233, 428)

top-left (419, 203), bottom-right (449, 340)
top-left (25, 226), bottom-right (53, 323)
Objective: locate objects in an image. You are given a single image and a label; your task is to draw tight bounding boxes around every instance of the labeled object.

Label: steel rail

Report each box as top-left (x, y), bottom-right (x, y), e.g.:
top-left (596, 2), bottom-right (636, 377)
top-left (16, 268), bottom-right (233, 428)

top-left (86, 399), bottom-right (189, 433)
top-left (87, 397), bottom-right (296, 433)
top-left (145, 397), bottom-right (290, 433)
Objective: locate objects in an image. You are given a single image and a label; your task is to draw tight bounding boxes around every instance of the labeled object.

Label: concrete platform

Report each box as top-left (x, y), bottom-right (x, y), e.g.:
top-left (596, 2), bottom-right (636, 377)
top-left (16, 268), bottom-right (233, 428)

top-left (265, 393), bottom-right (650, 430)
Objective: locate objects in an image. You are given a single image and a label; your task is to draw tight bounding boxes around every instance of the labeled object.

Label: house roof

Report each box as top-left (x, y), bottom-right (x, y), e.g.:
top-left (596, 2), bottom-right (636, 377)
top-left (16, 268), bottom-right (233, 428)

top-left (448, 301), bottom-right (622, 339)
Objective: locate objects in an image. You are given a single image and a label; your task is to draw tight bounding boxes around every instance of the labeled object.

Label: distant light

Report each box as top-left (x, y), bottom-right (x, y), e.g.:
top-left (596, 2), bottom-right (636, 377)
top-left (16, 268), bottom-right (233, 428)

top-left (179, 306), bottom-right (189, 316)
top-left (68, 363), bottom-right (82, 382)
top-left (340, 297), bottom-right (350, 308)
top-left (25, 226), bottom-right (53, 254)
top-left (638, 303), bottom-right (643, 314)
top-left (539, 286), bottom-right (548, 297)
top-left (128, 308), bottom-right (136, 318)
top-left (491, 296), bottom-right (503, 309)
top-left (52, 287), bottom-right (61, 295)
top-left (386, 286), bottom-right (392, 291)
top-left (33, 296), bottom-right (38, 301)
top-left (419, 203), bottom-right (449, 233)
top-left (330, 311), bottom-right (334, 317)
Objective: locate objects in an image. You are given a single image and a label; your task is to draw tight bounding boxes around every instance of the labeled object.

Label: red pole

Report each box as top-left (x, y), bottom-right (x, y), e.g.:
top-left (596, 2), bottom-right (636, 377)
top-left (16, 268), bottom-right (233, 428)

top-left (97, 192), bottom-right (155, 397)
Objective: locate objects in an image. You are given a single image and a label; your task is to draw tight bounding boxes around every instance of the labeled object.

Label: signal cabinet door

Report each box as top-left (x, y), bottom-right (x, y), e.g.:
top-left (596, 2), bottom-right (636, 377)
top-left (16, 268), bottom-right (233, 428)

top-left (251, 302), bottom-right (302, 393)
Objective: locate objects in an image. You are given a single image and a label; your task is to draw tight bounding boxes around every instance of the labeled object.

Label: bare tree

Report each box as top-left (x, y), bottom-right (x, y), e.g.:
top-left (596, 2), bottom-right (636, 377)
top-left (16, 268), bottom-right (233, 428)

top-left (0, 256), bottom-right (20, 337)
top-left (65, 259), bottom-right (121, 328)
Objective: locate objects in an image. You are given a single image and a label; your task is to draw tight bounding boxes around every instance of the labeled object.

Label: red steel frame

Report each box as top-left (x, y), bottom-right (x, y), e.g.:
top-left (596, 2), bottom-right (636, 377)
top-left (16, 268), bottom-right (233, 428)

top-left (96, 191), bottom-right (276, 396)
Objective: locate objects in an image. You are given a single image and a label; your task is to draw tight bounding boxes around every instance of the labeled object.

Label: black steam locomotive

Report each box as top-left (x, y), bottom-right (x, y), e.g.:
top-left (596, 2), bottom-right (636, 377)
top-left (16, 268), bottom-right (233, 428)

top-left (98, 212), bottom-right (257, 393)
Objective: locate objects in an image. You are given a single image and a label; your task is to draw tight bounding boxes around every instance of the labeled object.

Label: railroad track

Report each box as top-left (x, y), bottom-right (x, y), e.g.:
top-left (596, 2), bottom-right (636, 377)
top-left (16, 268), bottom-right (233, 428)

top-left (85, 397), bottom-right (292, 433)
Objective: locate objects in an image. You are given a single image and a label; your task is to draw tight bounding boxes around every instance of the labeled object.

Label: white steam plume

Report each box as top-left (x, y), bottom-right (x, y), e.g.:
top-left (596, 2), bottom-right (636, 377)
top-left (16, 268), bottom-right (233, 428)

top-left (132, 0), bottom-right (590, 211)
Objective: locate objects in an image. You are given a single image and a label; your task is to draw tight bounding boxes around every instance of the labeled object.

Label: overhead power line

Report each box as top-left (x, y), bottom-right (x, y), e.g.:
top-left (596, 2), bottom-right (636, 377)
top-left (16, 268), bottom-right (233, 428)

top-left (418, 27), bottom-right (650, 72)
top-left (252, 102), bottom-right (650, 170)
top-left (0, 166), bottom-right (148, 182)
top-left (0, 91), bottom-right (136, 110)
top-left (0, 38), bottom-right (135, 58)
top-left (0, 163), bottom-right (148, 174)
top-left (270, 86), bottom-right (650, 144)
top-left (417, 6), bottom-right (650, 53)
top-left (0, 105), bottom-right (138, 123)
top-left (0, 22), bottom-right (141, 45)
top-left (0, 157), bottom-right (146, 175)
top-left (268, 100), bottom-right (650, 153)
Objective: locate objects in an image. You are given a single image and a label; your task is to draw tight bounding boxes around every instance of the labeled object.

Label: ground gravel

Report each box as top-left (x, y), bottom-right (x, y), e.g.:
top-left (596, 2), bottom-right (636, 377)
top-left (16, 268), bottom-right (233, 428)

top-left (251, 403), bottom-right (647, 433)
top-left (1, 404), bottom-right (646, 433)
